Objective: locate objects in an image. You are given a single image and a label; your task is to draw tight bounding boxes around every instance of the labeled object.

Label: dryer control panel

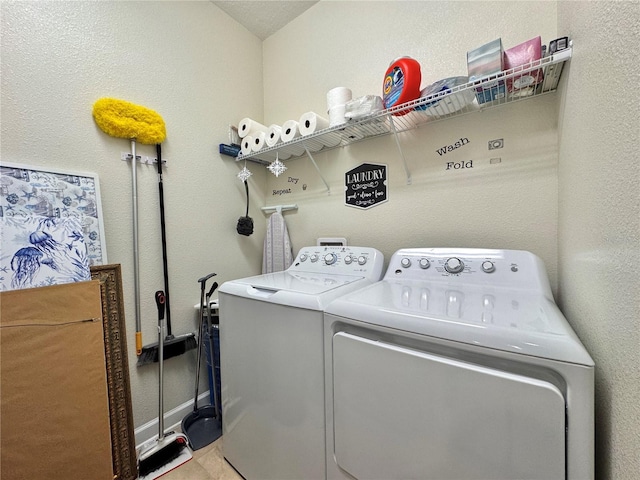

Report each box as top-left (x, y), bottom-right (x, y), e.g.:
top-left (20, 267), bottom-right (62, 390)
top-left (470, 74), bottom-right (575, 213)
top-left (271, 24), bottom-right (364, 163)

top-left (291, 246), bottom-right (384, 281)
top-left (386, 248), bottom-right (552, 295)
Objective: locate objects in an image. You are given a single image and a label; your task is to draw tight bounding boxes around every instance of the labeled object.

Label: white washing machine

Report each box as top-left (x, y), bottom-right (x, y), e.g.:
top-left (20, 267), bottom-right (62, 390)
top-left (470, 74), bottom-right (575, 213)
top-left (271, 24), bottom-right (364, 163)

top-left (219, 246), bottom-right (384, 480)
top-left (324, 248), bottom-right (594, 480)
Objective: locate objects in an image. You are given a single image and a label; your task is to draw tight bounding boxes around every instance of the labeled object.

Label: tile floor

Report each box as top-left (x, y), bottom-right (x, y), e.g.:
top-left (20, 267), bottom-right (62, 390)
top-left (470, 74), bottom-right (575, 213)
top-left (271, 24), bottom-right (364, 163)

top-left (161, 437), bottom-right (243, 480)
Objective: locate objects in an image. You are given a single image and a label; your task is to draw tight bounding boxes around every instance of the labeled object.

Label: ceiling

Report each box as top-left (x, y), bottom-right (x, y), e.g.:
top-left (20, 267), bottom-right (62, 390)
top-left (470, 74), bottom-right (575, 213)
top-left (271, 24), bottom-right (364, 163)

top-left (211, 1), bottom-right (319, 40)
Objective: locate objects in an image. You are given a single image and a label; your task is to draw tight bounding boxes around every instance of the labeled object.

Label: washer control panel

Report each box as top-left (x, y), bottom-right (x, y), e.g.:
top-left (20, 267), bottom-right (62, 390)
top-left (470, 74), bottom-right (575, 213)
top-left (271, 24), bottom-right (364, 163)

top-left (291, 246), bottom-right (384, 281)
top-left (387, 248), bottom-right (551, 293)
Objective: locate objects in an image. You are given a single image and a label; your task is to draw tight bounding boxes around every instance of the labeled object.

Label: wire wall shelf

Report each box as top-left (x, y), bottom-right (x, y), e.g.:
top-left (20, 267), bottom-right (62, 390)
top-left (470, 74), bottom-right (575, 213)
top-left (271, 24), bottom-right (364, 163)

top-left (234, 47), bottom-right (571, 189)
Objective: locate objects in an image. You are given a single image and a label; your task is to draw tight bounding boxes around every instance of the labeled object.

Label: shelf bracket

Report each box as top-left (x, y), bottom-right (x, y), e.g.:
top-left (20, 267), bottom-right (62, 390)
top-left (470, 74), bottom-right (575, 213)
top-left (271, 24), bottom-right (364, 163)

top-left (387, 114), bottom-right (412, 185)
top-left (302, 143), bottom-right (331, 194)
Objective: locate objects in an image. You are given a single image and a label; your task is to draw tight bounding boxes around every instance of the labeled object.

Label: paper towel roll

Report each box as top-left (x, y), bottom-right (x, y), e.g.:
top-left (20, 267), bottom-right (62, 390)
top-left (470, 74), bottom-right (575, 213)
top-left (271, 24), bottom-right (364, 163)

top-left (252, 131), bottom-right (266, 152)
top-left (266, 124), bottom-right (282, 147)
top-left (238, 117), bottom-right (268, 138)
top-left (241, 135), bottom-right (253, 156)
top-left (326, 87), bottom-right (353, 111)
top-left (299, 112), bottom-right (331, 135)
top-left (280, 120), bottom-right (301, 143)
top-left (299, 112), bottom-right (341, 148)
top-left (277, 121), bottom-right (305, 155)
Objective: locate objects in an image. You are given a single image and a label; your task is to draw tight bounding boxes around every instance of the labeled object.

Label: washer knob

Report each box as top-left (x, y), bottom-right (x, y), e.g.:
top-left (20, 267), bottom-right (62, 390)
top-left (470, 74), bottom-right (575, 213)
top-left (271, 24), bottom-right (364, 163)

top-left (358, 256), bottom-right (367, 265)
top-left (481, 261), bottom-right (496, 273)
top-left (401, 258), bottom-right (411, 268)
top-left (324, 253), bottom-right (337, 265)
top-left (444, 257), bottom-right (464, 274)
top-left (344, 255), bottom-right (353, 264)
top-left (310, 254), bottom-right (319, 263)
top-left (418, 258), bottom-right (430, 269)
top-left (299, 254), bottom-right (308, 262)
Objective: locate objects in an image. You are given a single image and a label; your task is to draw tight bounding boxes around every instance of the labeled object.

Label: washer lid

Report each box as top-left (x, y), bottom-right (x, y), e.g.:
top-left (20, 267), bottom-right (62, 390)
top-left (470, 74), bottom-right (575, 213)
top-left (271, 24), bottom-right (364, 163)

top-left (219, 270), bottom-right (368, 310)
top-left (325, 279), bottom-right (594, 366)
top-left (234, 270), bottom-right (365, 295)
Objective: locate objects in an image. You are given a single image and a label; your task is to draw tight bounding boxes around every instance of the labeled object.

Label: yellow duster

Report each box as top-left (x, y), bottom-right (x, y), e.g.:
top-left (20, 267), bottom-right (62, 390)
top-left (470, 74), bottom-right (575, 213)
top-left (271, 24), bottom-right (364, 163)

top-left (92, 97), bottom-right (166, 357)
top-left (92, 97), bottom-right (166, 144)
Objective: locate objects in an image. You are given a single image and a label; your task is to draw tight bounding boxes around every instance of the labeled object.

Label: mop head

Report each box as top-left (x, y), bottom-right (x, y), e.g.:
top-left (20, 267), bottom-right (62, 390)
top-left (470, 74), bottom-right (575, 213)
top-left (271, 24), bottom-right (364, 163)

top-left (92, 97), bottom-right (166, 144)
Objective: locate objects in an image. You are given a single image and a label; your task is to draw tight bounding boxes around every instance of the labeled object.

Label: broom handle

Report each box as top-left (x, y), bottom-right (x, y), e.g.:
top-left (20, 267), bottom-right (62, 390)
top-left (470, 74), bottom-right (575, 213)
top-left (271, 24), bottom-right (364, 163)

top-left (193, 281), bottom-right (206, 411)
top-left (132, 139), bottom-right (143, 356)
top-left (156, 144), bottom-right (173, 337)
top-left (156, 291), bottom-right (166, 440)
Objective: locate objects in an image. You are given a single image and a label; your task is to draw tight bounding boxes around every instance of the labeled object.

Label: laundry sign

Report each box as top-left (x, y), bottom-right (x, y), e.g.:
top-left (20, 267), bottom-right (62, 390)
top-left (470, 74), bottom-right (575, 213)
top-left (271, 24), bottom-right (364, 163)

top-left (345, 163), bottom-right (388, 209)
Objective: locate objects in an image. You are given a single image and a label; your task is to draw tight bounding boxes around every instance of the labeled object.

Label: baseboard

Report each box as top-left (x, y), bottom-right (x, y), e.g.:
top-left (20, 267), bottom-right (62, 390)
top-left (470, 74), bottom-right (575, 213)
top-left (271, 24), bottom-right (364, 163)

top-left (134, 391), bottom-right (212, 449)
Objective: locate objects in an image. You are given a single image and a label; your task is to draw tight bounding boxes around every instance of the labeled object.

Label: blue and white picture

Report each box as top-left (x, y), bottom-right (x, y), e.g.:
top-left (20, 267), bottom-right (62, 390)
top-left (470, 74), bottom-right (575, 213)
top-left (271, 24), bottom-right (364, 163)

top-left (0, 162), bottom-right (107, 291)
top-left (1, 216), bottom-right (91, 291)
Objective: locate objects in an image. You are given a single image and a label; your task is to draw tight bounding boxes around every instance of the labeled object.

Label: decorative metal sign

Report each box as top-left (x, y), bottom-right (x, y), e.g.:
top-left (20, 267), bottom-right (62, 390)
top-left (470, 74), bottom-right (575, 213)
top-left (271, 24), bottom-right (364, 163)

top-left (345, 162), bottom-right (388, 209)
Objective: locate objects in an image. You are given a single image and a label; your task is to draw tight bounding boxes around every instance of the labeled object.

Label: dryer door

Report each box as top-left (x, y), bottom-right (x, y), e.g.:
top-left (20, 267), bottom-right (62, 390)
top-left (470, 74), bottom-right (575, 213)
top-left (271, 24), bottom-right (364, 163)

top-left (332, 332), bottom-right (566, 480)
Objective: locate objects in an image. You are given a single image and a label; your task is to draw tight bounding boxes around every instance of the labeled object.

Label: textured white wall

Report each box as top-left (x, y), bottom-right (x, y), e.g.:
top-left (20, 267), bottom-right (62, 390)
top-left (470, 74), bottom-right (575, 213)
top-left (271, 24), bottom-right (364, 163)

top-left (4, 2), bottom-right (637, 475)
top-left (557, 2), bottom-right (640, 479)
top-left (1, 1), bottom-right (266, 427)
top-left (262, 1), bottom-right (561, 289)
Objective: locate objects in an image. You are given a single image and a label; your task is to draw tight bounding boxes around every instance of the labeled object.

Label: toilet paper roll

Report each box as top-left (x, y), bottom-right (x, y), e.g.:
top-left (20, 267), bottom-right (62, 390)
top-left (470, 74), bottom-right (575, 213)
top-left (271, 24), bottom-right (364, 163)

top-left (252, 132), bottom-right (266, 152)
top-left (328, 105), bottom-right (347, 126)
top-left (326, 87), bottom-right (353, 111)
top-left (266, 124), bottom-right (282, 147)
top-left (299, 112), bottom-right (331, 135)
top-left (238, 117), bottom-right (269, 138)
top-left (241, 135), bottom-right (254, 156)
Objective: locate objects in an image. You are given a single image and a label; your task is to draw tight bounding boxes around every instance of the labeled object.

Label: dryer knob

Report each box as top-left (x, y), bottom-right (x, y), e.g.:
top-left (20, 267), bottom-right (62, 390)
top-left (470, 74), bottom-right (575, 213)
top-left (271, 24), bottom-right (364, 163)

top-left (310, 254), bottom-right (319, 262)
top-left (419, 258), bottom-right (431, 269)
top-left (300, 254), bottom-right (308, 262)
top-left (401, 258), bottom-right (411, 268)
top-left (358, 256), bottom-right (367, 265)
top-left (324, 253), bottom-right (337, 265)
top-left (344, 255), bottom-right (353, 264)
top-left (444, 257), bottom-right (464, 274)
top-left (481, 261), bottom-right (496, 273)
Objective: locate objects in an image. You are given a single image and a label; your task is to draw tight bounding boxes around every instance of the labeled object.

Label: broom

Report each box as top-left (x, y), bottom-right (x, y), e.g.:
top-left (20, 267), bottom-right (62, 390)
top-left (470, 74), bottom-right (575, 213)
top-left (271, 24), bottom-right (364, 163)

top-left (136, 143), bottom-right (197, 365)
top-left (137, 291), bottom-right (192, 479)
top-left (92, 98), bottom-right (196, 362)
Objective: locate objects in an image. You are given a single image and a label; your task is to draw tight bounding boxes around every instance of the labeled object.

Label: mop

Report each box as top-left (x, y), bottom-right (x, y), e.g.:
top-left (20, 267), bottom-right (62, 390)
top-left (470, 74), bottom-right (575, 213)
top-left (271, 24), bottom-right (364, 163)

top-left (92, 98), bottom-right (192, 477)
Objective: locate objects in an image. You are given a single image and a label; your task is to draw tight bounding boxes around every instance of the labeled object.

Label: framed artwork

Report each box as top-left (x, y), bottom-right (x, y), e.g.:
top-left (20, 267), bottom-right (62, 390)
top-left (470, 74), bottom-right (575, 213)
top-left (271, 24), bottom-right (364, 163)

top-left (0, 161), bottom-right (107, 291)
top-left (91, 264), bottom-right (137, 480)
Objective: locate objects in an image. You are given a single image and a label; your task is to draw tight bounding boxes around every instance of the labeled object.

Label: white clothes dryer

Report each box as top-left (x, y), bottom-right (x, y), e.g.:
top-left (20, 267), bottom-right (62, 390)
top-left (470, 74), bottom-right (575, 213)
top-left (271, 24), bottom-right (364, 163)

top-left (219, 246), bottom-right (384, 480)
top-left (324, 248), bottom-right (594, 480)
